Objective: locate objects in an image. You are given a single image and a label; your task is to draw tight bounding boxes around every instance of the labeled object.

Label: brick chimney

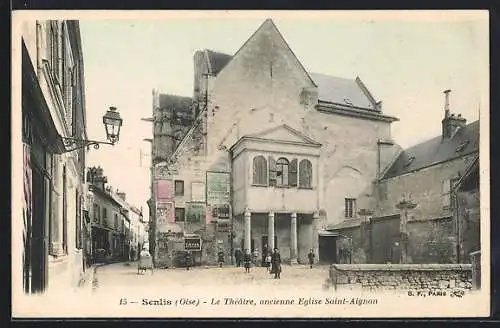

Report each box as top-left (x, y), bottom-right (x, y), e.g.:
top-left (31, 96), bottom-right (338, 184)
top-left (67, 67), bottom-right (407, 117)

top-left (441, 90), bottom-right (466, 140)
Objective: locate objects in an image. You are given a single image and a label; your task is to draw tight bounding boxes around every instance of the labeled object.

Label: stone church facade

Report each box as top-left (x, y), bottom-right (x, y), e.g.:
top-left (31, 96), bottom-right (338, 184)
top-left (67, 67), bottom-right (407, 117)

top-left (148, 19), bottom-right (401, 266)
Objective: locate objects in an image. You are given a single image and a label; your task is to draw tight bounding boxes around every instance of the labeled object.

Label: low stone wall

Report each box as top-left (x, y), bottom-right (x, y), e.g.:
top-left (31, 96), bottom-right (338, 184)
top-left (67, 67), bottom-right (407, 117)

top-left (328, 264), bottom-right (473, 292)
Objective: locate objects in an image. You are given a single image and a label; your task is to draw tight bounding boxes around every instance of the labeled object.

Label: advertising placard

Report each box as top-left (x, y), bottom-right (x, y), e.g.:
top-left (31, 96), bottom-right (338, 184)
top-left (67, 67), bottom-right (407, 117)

top-left (206, 171), bottom-right (230, 205)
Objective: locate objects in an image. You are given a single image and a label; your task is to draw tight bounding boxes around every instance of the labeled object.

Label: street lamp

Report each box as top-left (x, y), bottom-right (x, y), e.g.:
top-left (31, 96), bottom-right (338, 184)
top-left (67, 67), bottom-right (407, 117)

top-left (395, 194), bottom-right (417, 264)
top-left (61, 106), bottom-right (123, 152)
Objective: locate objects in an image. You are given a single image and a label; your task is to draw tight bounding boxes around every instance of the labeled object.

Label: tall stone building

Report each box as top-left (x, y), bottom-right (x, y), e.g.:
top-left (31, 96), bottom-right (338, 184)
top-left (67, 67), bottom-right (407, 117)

top-left (20, 20), bottom-right (89, 293)
top-left (148, 19), bottom-right (401, 266)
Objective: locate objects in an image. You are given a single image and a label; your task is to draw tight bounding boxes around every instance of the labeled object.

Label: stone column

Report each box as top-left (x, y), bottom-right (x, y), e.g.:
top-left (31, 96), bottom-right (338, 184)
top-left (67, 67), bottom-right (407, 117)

top-left (290, 212), bottom-right (298, 264)
top-left (244, 208), bottom-right (251, 252)
top-left (268, 211), bottom-right (275, 250)
top-left (312, 211), bottom-right (320, 259)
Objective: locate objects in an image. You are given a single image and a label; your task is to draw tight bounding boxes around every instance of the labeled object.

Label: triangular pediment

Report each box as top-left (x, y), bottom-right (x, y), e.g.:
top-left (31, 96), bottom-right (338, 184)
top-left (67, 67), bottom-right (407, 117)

top-left (217, 19), bottom-right (316, 88)
top-left (247, 124), bottom-right (321, 145)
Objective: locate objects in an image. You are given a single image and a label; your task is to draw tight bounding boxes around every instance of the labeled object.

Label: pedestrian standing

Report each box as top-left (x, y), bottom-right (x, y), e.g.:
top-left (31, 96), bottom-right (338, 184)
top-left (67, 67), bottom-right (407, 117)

top-left (265, 252), bottom-right (272, 272)
top-left (308, 249), bottom-right (315, 269)
top-left (271, 248), bottom-right (281, 279)
top-left (185, 251), bottom-right (193, 271)
top-left (243, 249), bottom-right (252, 273)
top-left (217, 249), bottom-right (225, 268)
top-left (252, 248), bottom-right (260, 267)
top-left (234, 248), bottom-right (243, 267)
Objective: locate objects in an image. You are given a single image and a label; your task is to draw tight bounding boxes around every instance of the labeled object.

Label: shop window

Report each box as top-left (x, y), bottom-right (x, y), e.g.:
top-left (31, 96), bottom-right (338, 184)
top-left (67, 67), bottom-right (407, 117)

top-left (276, 158), bottom-right (289, 187)
top-left (252, 156), bottom-right (268, 185)
top-left (345, 198), bottom-right (356, 218)
top-left (175, 180), bottom-right (184, 196)
top-left (175, 208), bottom-right (185, 222)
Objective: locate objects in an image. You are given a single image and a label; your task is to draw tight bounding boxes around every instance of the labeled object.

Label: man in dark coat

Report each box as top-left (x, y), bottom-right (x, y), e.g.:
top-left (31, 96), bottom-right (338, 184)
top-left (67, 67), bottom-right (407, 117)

top-left (234, 248), bottom-right (243, 267)
top-left (271, 248), bottom-right (281, 279)
top-left (307, 249), bottom-right (315, 269)
top-left (185, 251), bottom-right (193, 270)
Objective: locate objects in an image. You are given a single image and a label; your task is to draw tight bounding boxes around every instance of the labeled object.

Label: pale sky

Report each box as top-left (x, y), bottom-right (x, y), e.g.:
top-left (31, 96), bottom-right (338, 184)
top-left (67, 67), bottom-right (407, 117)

top-left (78, 12), bottom-right (488, 214)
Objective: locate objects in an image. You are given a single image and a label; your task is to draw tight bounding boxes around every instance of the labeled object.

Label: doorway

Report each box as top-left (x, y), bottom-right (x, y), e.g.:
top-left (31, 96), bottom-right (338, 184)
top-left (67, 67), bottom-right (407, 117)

top-left (318, 236), bottom-right (337, 264)
top-left (29, 165), bottom-right (48, 293)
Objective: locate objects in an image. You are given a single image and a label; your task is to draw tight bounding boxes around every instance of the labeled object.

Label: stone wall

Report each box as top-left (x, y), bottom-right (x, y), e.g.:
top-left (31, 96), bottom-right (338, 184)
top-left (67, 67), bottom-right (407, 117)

top-left (328, 264), bottom-right (473, 292)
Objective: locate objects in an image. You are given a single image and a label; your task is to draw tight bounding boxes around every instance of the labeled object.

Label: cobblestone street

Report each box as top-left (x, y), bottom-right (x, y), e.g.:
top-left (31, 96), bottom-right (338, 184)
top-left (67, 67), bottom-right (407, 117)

top-left (91, 262), bottom-right (331, 294)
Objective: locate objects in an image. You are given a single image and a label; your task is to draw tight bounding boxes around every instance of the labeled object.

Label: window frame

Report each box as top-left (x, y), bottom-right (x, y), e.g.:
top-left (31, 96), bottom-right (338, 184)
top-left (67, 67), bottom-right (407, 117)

top-left (174, 180), bottom-right (185, 196)
top-left (175, 207), bottom-right (186, 222)
top-left (252, 155), bottom-right (268, 186)
top-left (345, 198), bottom-right (357, 218)
top-left (275, 157), bottom-right (290, 187)
top-left (298, 159), bottom-right (313, 189)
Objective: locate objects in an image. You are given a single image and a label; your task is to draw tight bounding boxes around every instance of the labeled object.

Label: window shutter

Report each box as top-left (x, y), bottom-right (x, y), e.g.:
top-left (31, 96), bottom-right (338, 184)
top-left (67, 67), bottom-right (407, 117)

top-left (268, 156), bottom-right (276, 186)
top-left (289, 159), bottom-right (298, 187)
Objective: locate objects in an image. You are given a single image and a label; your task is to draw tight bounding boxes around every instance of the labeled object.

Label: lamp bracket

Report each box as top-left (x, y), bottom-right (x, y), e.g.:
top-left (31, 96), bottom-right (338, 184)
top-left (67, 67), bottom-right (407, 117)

top-left (61, 136), bottom-right (115, 153)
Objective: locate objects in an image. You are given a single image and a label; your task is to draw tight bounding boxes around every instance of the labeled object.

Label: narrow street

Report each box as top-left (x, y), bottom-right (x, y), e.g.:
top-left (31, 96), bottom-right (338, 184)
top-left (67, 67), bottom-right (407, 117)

top-left (92, 262), bottom-right (331, 294)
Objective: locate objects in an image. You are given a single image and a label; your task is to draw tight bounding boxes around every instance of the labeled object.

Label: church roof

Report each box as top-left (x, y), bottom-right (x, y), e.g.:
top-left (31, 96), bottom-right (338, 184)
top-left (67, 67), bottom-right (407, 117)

top-left (205, 50), bottom-right (232, 75)
top-left (202, 51), bottom-right (377, 110)
top-left (382, 120), bottom-right (479, 179)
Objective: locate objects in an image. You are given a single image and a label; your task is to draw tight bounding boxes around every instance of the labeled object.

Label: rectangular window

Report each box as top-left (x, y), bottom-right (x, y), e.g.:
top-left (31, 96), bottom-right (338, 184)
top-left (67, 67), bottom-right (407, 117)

top-left (175, 208), bottom-right (185, 222)
top-left (114, 213), bottom-right (119, 230)
top-left (442, 179), bottom-right (451, 209)
top-left (93, 204), bottom-right (100, 223)
top-left (102, 207), bottom-right (108, 226)
top-left (174, 180), bottom-right (184, 196)
top-left (345, 198), bottom-right (356, 218)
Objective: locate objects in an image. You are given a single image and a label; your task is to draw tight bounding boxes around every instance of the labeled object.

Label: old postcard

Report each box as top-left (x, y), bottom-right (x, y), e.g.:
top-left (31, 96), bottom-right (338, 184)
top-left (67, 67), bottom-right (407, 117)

top-left (11, 10), bottom-right (490, 318)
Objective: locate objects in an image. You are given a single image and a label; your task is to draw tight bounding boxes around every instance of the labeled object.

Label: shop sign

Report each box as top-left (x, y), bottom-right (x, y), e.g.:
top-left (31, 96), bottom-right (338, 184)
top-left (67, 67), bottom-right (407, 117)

top-left (191, 182), bottom-right (206, 202)
top-left (157, 202), bottom-right (175, 225)
top-left (184, 237), bottom-right (202, 251)
top-left (185, 202), bottom-right (205, 223)
top-left (206, 171), bottom-right (230, 205)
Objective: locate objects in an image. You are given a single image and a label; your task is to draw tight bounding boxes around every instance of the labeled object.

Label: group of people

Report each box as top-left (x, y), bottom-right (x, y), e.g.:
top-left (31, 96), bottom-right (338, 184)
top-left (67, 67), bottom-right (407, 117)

top-left (233, 247), bottom-right (283, 279)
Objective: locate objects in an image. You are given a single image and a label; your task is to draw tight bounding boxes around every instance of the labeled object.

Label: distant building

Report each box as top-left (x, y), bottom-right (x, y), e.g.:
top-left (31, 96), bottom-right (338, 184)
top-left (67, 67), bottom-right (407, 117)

top-left (147, 19), bottom-right (400, 267)
top-left (21, 20), bottom-right (88, 294)
top-left (87, 166), bottom-right (148, 263)
top-left (327, 91), bottom-right (479, 264)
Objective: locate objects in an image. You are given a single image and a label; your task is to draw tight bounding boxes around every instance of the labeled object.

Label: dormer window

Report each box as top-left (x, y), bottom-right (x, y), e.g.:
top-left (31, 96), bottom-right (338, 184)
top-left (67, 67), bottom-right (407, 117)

top-left (343, 98), bottom-right (353, 105)
top-left (455, 140), bottom-right (470, 153)
top-left (404, 156), bottom-right (415, 168)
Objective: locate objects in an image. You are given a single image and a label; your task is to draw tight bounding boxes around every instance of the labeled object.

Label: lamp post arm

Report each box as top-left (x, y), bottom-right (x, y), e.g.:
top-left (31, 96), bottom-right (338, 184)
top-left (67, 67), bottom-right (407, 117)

top-left (61, 136), bottom-right (116, 153)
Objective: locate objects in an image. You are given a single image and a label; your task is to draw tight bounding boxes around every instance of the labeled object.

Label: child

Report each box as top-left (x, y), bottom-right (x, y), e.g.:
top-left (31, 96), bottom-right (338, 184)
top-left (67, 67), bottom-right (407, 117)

top-left (265, 252), bottom-right (272, 272)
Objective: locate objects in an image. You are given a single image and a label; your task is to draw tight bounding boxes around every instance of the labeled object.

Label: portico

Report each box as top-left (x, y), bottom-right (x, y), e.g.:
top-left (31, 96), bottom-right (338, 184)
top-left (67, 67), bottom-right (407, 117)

top-left (230, 124), bottom-right (322, 264)
top-left (240, 209), bottom-right (320, 264)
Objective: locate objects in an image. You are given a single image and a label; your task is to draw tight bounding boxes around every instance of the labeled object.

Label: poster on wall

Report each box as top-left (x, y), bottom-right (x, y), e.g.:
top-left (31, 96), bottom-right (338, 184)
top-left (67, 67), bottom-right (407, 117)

top-left (156, 202), bottom-right (175, 225)
top-left (155, 179), bottom-right (173, 202)
top-left (206, 171), bottom-right (230, 205)
top-left (185, 202), bottom-right (205, 223)
top-left (191, 182), bottom-right (206, 202)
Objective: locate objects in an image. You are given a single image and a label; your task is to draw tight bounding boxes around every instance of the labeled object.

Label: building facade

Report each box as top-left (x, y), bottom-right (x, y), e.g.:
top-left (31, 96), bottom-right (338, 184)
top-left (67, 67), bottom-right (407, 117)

top-left (87, 166), bottom-right (148, 262)
top-left (21, 20), bottom-right (89, 293)
top-left (148, 19), bottom-right (401, 267)
top-left (327, 92), bottom-right (480, 265)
